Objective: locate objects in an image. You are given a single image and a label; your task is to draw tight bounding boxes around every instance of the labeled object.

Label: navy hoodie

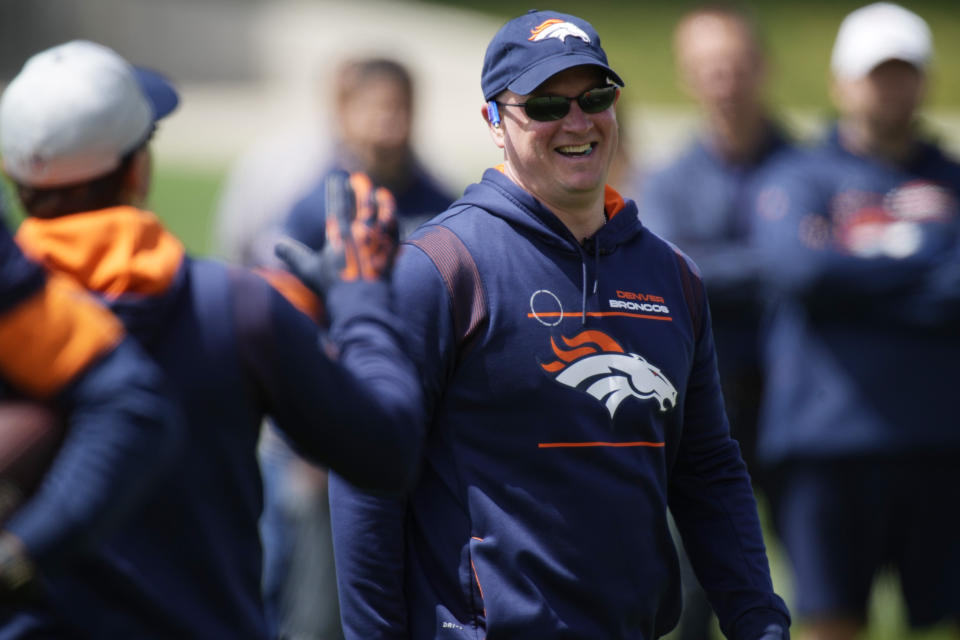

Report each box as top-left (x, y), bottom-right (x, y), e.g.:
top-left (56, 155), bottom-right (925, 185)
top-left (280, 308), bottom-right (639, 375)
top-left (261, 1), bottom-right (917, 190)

top-left (330, 169), bottom-right (789, 639)
top-left (0, 222), bottom-right (177, 631)
top-left (5, 207), bottom-right (423, 638)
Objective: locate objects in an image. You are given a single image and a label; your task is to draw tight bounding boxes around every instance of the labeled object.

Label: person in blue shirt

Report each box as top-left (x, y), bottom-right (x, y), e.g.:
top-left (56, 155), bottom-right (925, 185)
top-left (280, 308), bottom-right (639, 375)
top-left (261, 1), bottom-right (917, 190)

top-left (751, 4), bottom-right (960, 639)
top-left (638, 9), bottom-right (792, 638)
top-left (309, 10), bottom-right (789, 640)
top-left (0, 40), bottom-right (423, 638)
top-left (285, 57), bottom-right (456, 244)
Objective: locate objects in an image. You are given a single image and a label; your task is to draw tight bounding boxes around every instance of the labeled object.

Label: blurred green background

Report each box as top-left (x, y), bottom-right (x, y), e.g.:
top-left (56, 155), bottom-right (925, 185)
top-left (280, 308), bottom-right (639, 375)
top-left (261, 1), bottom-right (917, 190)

top-left (142, 0), bottom-right (960, 258)
top-left (423, 0), bottom-right (960, 110)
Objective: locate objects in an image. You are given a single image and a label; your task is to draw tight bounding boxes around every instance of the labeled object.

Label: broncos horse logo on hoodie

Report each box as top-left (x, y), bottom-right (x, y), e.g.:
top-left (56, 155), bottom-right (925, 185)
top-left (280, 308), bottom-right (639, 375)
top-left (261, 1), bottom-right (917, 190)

top-left (541, 330), bottom-right (677, 419)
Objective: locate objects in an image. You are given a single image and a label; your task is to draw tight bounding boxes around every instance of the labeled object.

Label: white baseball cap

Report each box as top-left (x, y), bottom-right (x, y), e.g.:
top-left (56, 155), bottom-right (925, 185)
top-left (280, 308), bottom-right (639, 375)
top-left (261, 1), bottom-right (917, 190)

top-left (0, 40), bottom-right (179, 188)
top-left (831, 3), bottom-right (932, 80)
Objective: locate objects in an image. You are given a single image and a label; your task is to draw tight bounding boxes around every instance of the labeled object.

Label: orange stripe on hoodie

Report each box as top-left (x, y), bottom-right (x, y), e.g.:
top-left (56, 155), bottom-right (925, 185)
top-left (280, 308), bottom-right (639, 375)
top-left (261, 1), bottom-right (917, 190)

top-left (0, 274), bottom-right (124, 397)
top-left (16, 206), bottom-right (185, 299)
top-left (254, 268), bottom-right (323, 323)
top-left (492, 164), bottom-right (626, 218)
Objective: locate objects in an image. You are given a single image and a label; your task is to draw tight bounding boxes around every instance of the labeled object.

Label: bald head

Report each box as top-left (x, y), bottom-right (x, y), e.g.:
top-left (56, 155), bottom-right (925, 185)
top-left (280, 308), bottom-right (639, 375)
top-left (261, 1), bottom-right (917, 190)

top-left (674, 7), bottom-right (766, 118)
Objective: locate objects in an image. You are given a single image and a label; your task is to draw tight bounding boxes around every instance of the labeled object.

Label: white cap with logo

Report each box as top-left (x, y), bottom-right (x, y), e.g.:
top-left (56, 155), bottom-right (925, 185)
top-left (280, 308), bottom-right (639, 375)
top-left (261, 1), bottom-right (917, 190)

top-left (831, 2), bottom-right (932, 80)
top-left (0, 40), bottom-right (179, 188)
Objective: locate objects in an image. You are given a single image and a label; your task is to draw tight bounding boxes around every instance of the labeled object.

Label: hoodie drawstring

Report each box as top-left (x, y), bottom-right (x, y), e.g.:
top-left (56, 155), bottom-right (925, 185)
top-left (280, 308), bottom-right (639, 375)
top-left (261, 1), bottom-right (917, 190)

top-left (580, 260), bottom-right (588, 325)
top-left (593, 238), bottom-right (600, 295)
top-left (579, 239), bottom-right (602, 325)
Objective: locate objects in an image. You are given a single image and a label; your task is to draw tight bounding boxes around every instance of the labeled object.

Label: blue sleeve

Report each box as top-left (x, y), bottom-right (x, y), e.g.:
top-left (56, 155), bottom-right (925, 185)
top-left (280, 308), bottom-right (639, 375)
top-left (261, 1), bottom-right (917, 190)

top-left (329, 474), bottom-right (409, 640)
top-left (283, 183), bottom-right (328, 251)
top-left (640, 167), bottom-right (765, 306)
top-left (668, 274), bottom-right (790, 639)
top-left (752, 157), bottom-right (959, 325)
top-left (234, 270), bottom-right (424, 491)
top-left (329, 241), bottom-right (455, 639)
top-left (5, 337), bottom-right (181, 568)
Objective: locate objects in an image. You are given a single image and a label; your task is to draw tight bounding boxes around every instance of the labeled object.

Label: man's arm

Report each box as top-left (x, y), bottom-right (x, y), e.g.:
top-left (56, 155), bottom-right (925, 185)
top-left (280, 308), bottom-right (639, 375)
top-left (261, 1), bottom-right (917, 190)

top-left (328, 234), bottom-right (460, 639)
top-left (328, 474), bottom-right (409, 640)
top-left (233, 268), bottom-right (424, 492)
top-left (752, 156), bottom-right (960, 327)
top-left (667, 266), bottom-right (790, 640)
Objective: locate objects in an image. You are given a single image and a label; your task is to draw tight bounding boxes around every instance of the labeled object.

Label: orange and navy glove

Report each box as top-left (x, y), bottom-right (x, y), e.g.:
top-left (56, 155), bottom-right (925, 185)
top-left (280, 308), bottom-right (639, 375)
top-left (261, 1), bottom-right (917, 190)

top-left (275, 170), bottom-right (398, 298)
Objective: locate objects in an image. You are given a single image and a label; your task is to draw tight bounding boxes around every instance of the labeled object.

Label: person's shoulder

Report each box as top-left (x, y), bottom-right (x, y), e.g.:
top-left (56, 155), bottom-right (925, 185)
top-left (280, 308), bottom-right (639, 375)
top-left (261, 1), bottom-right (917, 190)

top-left (408, 163), bottom-right (458, 207)
top-left (645, 138), bottom-right (709, 183)
top-left (755, 139), bottom-right (831, 186)
top-left (916, 138), bottom-right (960, 184)
top-left (404, 200), bottom-right (476, 243)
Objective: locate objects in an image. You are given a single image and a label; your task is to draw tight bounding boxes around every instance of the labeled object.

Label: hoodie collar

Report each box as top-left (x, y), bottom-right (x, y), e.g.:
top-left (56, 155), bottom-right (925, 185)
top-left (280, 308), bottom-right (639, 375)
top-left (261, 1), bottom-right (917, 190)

top-left (473, 167), bottom-right (641, 253)
top-left (15, 206), bottom-right (185, 299)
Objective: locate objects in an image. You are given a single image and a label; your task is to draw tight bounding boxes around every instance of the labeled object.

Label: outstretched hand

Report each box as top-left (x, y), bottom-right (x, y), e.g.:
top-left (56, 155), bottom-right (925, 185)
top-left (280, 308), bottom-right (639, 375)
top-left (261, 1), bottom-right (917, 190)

top-left (275, 171), bottom-right (398, 297)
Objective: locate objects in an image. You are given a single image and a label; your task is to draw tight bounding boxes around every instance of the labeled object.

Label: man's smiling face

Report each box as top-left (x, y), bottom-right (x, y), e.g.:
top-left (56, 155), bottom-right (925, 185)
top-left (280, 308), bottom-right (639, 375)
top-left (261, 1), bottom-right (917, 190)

top-left (496, 65), bottom-right (619, 211)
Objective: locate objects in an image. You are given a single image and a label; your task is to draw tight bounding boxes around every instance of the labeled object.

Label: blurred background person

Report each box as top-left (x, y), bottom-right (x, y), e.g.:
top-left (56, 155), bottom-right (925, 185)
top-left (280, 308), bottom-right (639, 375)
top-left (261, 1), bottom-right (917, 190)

top-left (241, 56), bottom-right (456, 640)
top-left (751, 4), bottom-right (960, 640)
top-left (638, 7), bottom-right (792, 639)
top-left (284, 56), bottom-right (455, 244)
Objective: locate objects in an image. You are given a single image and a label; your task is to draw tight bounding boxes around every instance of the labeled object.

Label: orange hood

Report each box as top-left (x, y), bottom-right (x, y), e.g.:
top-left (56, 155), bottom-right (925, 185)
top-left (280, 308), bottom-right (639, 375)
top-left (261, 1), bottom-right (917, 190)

top-left (16, 206), bottom-right (185, 299)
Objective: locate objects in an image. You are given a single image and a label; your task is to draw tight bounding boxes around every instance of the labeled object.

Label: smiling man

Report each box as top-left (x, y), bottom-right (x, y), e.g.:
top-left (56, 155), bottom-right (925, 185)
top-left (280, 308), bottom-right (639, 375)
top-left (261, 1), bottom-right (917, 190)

top-left (326, 10), bottom-right (790, 639)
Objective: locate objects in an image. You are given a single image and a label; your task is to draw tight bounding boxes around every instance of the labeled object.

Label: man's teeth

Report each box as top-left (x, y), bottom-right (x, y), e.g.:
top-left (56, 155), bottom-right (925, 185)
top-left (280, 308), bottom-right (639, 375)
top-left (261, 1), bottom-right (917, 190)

top-left (557, 143), bottom-right (593, 155)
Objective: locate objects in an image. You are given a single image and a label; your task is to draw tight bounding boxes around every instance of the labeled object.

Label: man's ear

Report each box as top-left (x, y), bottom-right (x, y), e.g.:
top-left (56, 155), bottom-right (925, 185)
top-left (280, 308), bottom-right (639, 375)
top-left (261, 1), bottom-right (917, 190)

top-left (481, 102), bottom-right (505, 149)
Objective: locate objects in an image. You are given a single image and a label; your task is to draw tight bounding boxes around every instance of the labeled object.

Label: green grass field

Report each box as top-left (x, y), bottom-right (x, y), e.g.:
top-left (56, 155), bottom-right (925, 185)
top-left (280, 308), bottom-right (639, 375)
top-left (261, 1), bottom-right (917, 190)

top-left (149, 164), bottom-right (228, 257)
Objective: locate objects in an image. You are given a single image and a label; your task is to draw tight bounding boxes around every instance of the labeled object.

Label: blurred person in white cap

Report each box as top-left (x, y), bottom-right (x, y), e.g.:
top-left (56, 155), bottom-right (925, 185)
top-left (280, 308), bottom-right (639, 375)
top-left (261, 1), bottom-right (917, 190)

top-left (0, 39), bottom-right (425, 637)
top-left (750, 4), bottom-right (960, 640)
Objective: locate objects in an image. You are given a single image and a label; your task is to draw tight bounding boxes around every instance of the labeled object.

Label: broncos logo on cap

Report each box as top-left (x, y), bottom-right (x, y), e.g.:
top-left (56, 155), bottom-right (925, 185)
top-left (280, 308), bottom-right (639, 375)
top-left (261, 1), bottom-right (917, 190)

top-left (541, 330), bottom-right (677, 419)
top-left (528, 18), bottom-right (591, 44)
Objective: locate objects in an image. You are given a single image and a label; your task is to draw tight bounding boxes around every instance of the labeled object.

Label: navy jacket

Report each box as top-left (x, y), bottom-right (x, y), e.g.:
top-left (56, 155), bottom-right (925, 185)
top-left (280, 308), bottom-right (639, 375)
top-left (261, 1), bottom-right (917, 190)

top-left (5, 207), bottom-right (423, 638)
top-left (752, 127), bottom-right (960, 463)
top-left (0, 222), bottom-right (177, 604)
top-left (640, 126), bottom-right (791, 373)
top-left (330, 169), bottom-right (789, 639)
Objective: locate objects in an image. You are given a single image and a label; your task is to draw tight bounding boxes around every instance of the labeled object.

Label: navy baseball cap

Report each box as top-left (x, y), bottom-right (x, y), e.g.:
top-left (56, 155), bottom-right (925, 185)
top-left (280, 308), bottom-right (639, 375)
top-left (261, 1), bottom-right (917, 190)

top-left (481, 10), bottom-right (624, 101)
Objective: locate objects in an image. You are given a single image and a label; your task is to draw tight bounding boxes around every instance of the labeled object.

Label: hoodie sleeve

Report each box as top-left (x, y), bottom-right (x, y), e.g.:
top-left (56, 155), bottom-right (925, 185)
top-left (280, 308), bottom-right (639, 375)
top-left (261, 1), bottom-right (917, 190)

top-left (329, 239), bottom-right (457, 639)
top-left (752, 153), bottom-right (960, 329)
top-left (4, 337), bottom-right (181, 568)
top-left (667, 261), bottom-right (791, 640)
top-left (233, 268), bottom-right (424, 492)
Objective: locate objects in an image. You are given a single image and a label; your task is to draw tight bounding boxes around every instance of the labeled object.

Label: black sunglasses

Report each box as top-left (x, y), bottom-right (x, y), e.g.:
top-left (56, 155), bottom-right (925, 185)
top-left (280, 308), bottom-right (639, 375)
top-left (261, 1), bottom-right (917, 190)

top-left (498, 85), bottom-right (617, 122)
